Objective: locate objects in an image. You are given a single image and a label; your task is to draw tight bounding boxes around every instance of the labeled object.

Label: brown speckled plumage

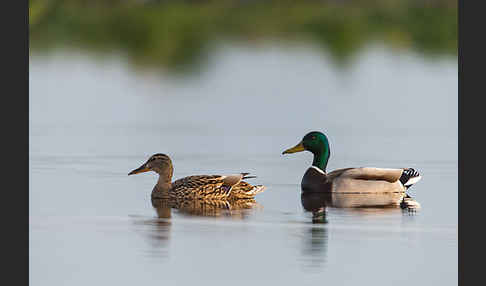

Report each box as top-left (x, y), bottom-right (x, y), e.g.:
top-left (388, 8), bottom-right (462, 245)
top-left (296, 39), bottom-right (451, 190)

top-left (129, 153), bottom-right (266, 200)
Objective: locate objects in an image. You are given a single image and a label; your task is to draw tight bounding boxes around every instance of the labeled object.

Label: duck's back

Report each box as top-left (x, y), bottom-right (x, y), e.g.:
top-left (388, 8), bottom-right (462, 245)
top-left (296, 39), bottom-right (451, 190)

top-left (330, 167), bottom-right (405, 194)
top-left (168, 174), bottom-right (265, 200)
top-left (170, 175), bottom-right (229, 200)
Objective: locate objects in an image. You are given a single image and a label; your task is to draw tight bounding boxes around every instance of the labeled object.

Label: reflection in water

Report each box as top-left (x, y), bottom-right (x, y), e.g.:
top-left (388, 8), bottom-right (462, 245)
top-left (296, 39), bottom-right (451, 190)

top-left (300, 226), bottom-right (329, 272)
top-left (301, 192), bottom-right (333, 223)
top-left (298, 192), bottom-right (413, 271)
top-left (131, 215), bottom-right (171, 260)
top-left (301, 191), bottom-right (417, 222)
top-left (298, 193), bottom-right (329, 271)
top-left (151, 197), bottom-right (262, 220)
top-left (132, 197), bottom-right (262, 260)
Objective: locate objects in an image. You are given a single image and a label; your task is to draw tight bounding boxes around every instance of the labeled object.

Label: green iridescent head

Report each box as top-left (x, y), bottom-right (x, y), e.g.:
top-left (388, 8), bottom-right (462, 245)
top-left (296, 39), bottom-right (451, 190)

top-left (282, 131), bottom-right (331, 171)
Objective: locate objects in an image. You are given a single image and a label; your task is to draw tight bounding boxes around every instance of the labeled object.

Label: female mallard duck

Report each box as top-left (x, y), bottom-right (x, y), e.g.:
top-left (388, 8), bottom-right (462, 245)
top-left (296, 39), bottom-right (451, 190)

top-left (282, 131), bottom-right (421, 208)
top-left (129, 153), bottom-right (266, 200)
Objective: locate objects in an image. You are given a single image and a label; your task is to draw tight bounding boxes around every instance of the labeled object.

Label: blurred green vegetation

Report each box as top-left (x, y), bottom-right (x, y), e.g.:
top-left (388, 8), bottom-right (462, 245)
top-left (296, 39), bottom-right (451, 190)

top-left (29, 0), bottom-right (457, 72)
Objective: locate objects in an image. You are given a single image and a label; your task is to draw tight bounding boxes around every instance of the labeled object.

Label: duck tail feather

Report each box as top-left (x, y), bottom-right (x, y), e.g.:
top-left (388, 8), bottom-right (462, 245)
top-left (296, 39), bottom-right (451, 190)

top-left (399, 168), bottom-right (422, 188)
top-left (241, 173), bottom-right (257, 180)
top-left (241, 185), bottom-right (265, 196)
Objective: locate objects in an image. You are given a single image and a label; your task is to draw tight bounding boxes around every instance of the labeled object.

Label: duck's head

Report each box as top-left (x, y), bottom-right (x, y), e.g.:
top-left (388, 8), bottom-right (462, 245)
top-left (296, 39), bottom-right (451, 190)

top-left (282, 131), bottom-right (330, 171)
top-left (282, 131), bottom-right (329, 155)
top-left (128, 153), bottom-right (173, 179)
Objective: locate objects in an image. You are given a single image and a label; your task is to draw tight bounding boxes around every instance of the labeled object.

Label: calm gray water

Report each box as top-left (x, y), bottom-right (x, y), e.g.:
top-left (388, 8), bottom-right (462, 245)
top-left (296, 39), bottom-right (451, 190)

top-left (29, 43), bottom-right (457, 286)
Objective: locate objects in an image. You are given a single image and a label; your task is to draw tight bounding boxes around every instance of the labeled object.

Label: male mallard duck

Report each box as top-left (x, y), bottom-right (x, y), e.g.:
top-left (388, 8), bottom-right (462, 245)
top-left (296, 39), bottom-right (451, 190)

top-left (282, 131), bottom-right (421, 207)
top-left (129, 153), bottom-right (266, 200)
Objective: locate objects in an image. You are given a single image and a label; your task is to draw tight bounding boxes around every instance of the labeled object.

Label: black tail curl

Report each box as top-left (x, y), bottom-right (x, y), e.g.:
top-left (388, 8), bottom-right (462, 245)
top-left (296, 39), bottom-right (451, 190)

top-left (399, 168), bottom-right (421, 187)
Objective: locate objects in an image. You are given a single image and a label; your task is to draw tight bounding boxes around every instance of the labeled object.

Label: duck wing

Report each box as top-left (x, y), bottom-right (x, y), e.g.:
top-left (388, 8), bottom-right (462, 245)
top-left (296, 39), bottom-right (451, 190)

top-left (331, 167), bottom-right (422, 189)
top-left (171, 173), bottom-right (257, 200)
top-left (171, 175), bottom-right (228, 200)
top-left (333, 167), bottom-right (405, 183)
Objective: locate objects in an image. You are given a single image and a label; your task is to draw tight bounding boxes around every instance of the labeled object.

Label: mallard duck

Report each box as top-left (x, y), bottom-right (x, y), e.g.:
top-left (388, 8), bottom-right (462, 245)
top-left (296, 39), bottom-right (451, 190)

top-left (129, 153), bottom-right (266, 200)
top-left (282, 131), bottom-right (421, 207)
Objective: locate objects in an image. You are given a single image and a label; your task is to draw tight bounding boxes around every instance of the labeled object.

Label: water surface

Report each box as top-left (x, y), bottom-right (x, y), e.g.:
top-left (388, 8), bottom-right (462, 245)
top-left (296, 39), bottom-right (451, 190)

top-left (30, 44), bottom-right (457, 286)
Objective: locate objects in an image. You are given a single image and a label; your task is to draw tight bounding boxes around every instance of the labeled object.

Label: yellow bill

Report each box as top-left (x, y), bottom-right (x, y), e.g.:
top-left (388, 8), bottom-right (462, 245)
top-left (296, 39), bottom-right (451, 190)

top-left (282, 141), bottom-right (305, 154)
